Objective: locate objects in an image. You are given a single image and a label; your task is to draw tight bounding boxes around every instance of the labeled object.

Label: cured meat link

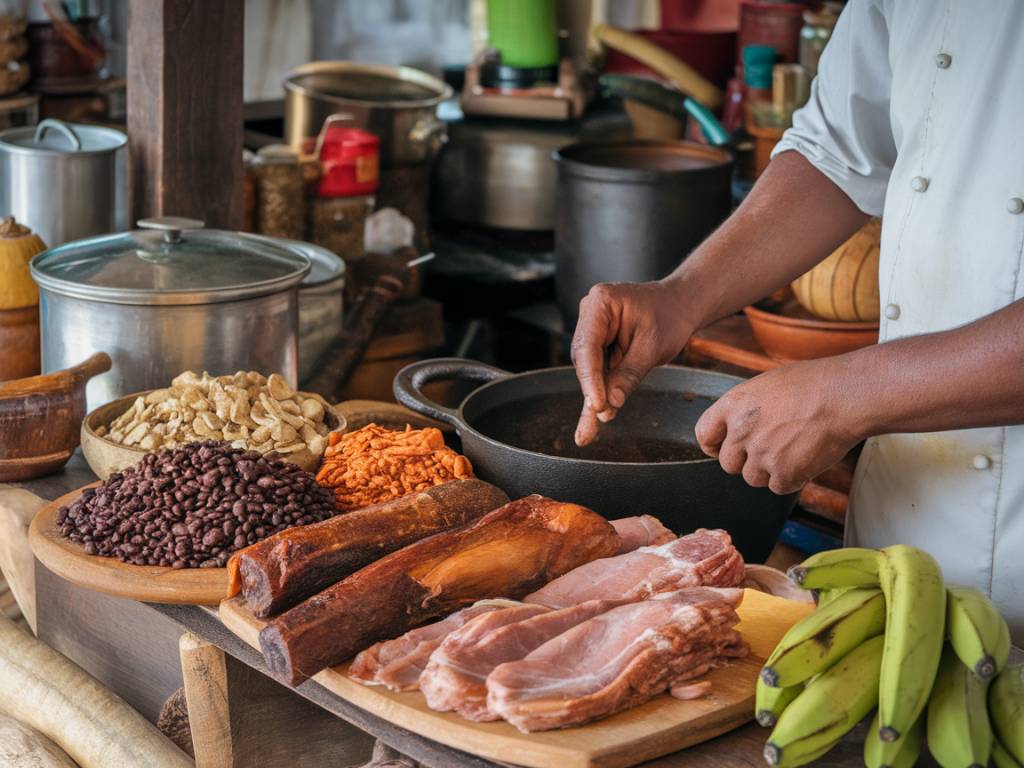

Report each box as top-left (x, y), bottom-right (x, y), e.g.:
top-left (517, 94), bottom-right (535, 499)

top-left (228, 479), bottom-right (509, 617)
top-left (486, 588), bottom-right (746, 732)
top-left (259, 495), bottom-right (621, 686)
top-left (349, 599), bottom-right (520, 691)
top-left (524, 528), bottom-right (744, 609)
top-left (420, 598), bottom-right (624, 721)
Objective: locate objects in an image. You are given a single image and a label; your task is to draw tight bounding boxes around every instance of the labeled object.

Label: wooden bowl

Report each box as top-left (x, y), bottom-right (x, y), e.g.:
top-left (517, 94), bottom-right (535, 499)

top-left (0, 352), bottom-right (112, 481)
top-left (744, 300), bottom-right (878, 362)
top-left (81, 391), bottom-right (346, 481)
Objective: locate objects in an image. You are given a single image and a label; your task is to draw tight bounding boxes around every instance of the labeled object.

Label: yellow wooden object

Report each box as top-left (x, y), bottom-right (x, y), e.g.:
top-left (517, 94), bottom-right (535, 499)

top-left (792, 218), bottom-right (882, 322)
top-left (0, 217), bottom-right (46, 311)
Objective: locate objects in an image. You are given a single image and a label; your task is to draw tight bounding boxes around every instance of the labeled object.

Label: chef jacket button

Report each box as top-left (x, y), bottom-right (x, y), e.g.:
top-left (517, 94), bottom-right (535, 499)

top-left (973, 454), bottom-right (993, 470)
top-left (884, 303), bottom-right (901, 320)
top-left (935, 53), bottom-right (952, 69)
top-left (1008, 197), bottom-right (1024, 214)
top-left (911, 176), bottom-right (929, 193)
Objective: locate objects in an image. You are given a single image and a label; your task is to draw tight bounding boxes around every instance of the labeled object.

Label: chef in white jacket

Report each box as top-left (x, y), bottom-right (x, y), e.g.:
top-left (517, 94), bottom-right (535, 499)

top-left (570, 0), bottom-right (1024, 639)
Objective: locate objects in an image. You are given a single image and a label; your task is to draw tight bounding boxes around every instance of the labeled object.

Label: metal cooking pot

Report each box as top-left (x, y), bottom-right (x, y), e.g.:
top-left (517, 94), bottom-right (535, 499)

top-left (394, 358), bottom-right (794, 563)
top-left (0, 118), bottom-right (126, 247)
top-left (30, 217), bottom-right (311, 411)
top-left (284, 61), bottom-right (451, 167)
top-left (554, 139), bottom-right (732, 325)
top-left (248, 234), bottom-right (347, 385)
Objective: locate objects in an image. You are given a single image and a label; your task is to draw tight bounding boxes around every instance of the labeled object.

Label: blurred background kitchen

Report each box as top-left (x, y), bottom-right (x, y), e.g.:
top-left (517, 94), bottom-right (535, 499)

top-left (1, 0), bottom-right (857, 555)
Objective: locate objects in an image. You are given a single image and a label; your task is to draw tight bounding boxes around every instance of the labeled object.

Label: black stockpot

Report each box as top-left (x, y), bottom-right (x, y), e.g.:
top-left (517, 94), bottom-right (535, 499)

top-left (554, 140), bottom-right (733, 327)
top-left (393, 359), bottom-right (794, 563)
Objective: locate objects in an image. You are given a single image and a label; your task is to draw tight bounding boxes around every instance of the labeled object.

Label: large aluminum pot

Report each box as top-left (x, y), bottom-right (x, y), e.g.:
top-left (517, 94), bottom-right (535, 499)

top-left (30, 217), bottom-right (311, 411)
top-left (554, 140), bottom-right (732, 325)
top-left (395, 359), bottom-right (794, 563)
top-left (0, 118), bottom-right (126, 247)
top-left (284, 61), bottom-right (451, 167)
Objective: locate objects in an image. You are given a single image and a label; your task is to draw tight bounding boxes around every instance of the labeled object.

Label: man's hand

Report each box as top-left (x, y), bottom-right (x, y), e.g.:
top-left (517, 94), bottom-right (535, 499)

top-left (694, 358), bottom-right (864, 495)
top-left (571, 281), bottom-right (696, 446)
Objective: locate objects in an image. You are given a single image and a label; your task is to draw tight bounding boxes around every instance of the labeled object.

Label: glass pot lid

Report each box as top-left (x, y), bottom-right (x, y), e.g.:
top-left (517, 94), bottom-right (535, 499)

top-left (30, 218), bottom-right (312, 305)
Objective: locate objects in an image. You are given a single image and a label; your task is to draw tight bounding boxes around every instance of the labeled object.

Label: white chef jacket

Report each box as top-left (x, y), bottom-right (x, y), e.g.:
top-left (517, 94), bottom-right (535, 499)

top-left (773, 0), bottom-right (1024, 640)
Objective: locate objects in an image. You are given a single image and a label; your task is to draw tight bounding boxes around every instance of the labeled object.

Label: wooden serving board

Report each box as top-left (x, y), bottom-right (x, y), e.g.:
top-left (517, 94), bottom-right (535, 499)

top-left (29, 487), bottom-right (227, 605)
top-left (219, 589), bottom-right (813, 768)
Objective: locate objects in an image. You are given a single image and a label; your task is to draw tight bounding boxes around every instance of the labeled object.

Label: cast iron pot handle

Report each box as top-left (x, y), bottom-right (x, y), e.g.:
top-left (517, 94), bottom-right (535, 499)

top-left (393, 358), bottom-right (509, 426)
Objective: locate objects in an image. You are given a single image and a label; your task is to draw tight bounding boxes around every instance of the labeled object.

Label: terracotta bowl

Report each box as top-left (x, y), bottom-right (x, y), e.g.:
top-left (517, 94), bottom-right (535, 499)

top-left (743, 299), bottom-right (879, 362)
top-left (81, 391), bottom-right (346, 481)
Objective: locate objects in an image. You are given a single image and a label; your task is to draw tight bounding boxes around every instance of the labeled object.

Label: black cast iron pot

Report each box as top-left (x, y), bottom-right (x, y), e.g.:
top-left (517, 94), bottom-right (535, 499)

top-left (393, 359), bottom-right (795, 563)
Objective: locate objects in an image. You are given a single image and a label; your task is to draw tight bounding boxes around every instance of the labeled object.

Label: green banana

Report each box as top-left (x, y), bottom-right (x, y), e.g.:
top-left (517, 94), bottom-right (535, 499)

top-left (760, 587), bottom-right (886, 687)
top-left (946, 585), bottom-right (1011, 679)
top-left (815, 587), bottom-right (850, 608)
top-left (993, 737), bottom-right (1024, 768)
top-left (990, 663), bottom-right (1024, 764)
top-left (755, 678), bottom-right (802, 727)
top-left (877, 545), bottom-right (946, 744)
top-left (787, 548), bottom-right (882, 590)
top-left (865, 711), bottom-right (923, 768)
top-left (763, 635), bottom-right (884, 767)
top-left (927, 644), bottom-right (991, 768)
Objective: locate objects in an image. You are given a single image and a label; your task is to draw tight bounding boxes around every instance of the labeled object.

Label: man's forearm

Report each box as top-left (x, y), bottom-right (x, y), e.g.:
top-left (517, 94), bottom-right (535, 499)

top-left (841, 300), bottom-right (1024, 437)
top-left (665, 150), bottom-right (870, 331)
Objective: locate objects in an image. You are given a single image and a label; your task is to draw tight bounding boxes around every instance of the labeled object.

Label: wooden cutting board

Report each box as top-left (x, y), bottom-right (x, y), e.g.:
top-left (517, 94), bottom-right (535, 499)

top-left (219, 589), bottom-right (813, 768)
top-left (29, 487), bottom-right (228, 605)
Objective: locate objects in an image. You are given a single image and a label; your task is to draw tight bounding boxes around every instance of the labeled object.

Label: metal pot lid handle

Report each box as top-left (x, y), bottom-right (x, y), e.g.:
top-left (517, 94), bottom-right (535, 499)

top-left (137, 216), bottom-right (206, 244)
top-left (393, 358), bottom-right (509, 426)
top-left (33, 119), bottom-right (81, 151)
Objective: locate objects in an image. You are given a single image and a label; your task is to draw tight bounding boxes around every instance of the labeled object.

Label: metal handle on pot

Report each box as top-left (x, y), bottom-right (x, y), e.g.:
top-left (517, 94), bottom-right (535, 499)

top-left (409, 116), bottom-right (448, 159)
top-left (33, 119), bottom-right (82, 151)
top-left (137, 216), bottom-right (206, 244)
top-left (393, 358), bottom-right (509, 426)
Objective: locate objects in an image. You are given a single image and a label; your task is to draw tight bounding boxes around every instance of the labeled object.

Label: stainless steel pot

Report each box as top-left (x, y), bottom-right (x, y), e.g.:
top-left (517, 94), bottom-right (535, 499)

top-left (0, 118), bottom-right (126, 247)
top-left (284, 61), bottom-right (451, 167)
top-left (431, 117), bottom-right (575, 231)
top-left (554, 140), bottom-right (733, 325)
top-left (30, 217), bottom-right (311, 411)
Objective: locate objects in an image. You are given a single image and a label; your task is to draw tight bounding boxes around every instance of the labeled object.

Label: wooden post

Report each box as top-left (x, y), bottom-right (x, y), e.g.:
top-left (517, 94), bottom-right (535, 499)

top-left (126, 0), bottom-right (244, 228)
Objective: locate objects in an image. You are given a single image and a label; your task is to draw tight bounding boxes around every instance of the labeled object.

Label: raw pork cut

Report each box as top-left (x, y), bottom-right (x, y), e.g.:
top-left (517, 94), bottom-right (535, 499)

top-left (486, 588), bottom-right (747, 732)
top-left (348, 599), bottom-right (519, 691)
top-left (420, 599), bottom-right (622, 721)
top-left (260, 495), bottom-right (621, 686)
top-left (524, 529), bottom-right (744, 608)
top-left (609, 516), bottom-right (675, 553)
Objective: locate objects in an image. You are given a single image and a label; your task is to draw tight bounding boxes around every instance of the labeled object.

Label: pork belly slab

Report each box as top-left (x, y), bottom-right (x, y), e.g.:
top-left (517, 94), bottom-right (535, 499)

top-left (524, 528), bottom-right (744, 609)
top-left (348, 600), bottom-right (520, 691)
top-left (420, 599), bottom-right (624, 721)
top-left (486, 588), bottom-right (747, 732)
top-left (609, 516), bottom-right (675, 553)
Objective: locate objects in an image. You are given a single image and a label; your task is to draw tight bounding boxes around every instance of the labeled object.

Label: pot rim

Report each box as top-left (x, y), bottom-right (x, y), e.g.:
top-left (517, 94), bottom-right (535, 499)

top-left (284, 61), bottom-right (453, 111)
top-left (452, 364), bottom-right (736, 468)
top-left (554, 139), bottom-right (733, 184)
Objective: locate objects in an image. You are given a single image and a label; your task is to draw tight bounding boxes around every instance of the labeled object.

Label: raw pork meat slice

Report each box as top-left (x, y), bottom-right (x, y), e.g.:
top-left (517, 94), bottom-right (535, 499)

top-left (349, 599), bottom-right (519, 691)
top-left (524, 529), bottom-right (744, 608)
top-left (609, 516), bottom-right (675, 553)
top-left (420, 599), bottom-right (623, 721)
top-left (486, 588), bottom-right (746, 732)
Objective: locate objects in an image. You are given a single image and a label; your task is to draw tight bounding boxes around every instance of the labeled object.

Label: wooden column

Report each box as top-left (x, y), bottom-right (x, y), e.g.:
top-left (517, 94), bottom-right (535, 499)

top-left (127, 0), bottom-right (245, 228)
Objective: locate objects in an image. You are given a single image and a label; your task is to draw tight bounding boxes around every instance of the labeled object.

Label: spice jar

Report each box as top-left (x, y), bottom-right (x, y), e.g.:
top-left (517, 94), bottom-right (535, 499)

top-left (253, 144), bottom-right (305, 240)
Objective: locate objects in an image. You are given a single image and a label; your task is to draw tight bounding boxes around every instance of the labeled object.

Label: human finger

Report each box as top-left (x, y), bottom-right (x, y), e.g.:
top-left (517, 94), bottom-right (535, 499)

top-left (694, 403), bottom-right (729, 457)
top-left (717, 438), bottom-right (746, 475)
top-left (570, 289), bottom-right (617, 413)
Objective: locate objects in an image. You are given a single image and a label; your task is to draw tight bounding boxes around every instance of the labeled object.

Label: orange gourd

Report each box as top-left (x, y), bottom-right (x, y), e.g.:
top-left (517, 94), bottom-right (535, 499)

top-left (792, 218), bottom-right (881, 322)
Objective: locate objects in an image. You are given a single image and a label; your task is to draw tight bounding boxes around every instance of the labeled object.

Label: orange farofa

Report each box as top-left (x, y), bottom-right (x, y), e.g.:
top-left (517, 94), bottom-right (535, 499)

top-left (316, 423), bottom-right (474, 510)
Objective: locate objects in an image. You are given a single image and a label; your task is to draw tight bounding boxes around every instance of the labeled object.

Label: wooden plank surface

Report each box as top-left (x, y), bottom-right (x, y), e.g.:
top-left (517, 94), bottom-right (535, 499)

top-left (219, 590), bottom-right (814, 768)
top-left (29, 487), bottom-right (227, 605)
top-left (126, 0), bottom-right (244, 227)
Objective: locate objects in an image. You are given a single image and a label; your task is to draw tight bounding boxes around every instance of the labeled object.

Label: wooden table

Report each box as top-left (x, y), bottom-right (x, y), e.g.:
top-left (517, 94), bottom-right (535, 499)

top-left (12, 453), bottom-right (893, 768)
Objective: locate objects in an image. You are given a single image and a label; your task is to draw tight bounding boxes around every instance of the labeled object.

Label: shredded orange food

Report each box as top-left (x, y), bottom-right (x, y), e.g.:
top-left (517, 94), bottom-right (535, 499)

top-left (315, 423), bottom-right (474, 510)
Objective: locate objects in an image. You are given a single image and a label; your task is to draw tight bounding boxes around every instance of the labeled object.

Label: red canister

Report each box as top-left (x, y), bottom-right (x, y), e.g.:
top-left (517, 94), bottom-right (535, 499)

top-left (315, 121), bottom-right (380, 198)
